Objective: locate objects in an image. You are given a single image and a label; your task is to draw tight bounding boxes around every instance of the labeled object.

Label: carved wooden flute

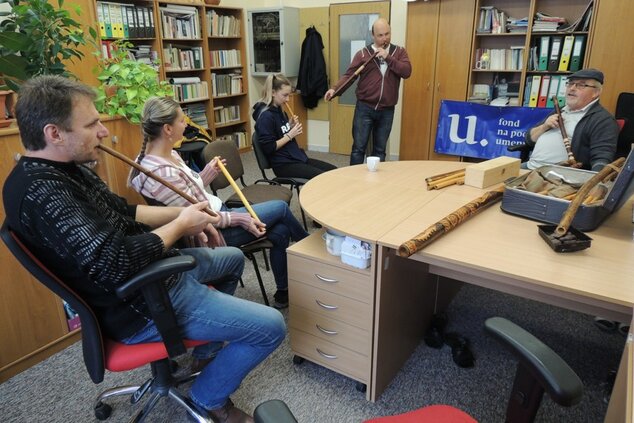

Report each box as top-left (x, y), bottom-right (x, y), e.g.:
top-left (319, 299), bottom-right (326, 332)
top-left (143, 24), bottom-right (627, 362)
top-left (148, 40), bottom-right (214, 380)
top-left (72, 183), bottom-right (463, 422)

top-left (555, 157), bottom-right (625, 236)
top-left (328, 50), bottom-right (380, 100)
top-left (398, 187), bottom-right (505, 257)
top-left (552, 96), bottom-right (577, 166)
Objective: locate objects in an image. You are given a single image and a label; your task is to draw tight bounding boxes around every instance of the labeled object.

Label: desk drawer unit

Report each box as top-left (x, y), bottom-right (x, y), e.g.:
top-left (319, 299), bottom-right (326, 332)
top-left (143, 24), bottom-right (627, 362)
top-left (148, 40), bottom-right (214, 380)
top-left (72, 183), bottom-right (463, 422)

top-left (287, 249), bottom-right (373, 385)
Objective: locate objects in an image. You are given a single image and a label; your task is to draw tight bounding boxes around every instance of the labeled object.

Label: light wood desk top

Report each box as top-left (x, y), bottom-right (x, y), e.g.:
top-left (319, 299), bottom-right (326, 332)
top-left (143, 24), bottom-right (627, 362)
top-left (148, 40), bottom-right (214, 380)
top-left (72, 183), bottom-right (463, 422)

top-left (300, 161), bottom-right (468, 242)
top-left (301, 161), bottom-right (634, 319)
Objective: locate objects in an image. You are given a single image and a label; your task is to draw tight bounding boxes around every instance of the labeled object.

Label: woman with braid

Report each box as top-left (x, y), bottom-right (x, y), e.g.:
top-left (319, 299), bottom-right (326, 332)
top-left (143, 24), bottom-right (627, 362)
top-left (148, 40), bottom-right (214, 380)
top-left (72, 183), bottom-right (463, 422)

top-left (130, 97), bottom-right (307, 309)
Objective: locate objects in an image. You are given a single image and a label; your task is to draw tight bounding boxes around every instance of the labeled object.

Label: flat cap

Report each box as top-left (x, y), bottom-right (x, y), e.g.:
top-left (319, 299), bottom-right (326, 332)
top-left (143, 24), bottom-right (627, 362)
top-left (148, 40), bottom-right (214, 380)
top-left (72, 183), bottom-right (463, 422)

top-left (568, 68), bottom-right (604, 84)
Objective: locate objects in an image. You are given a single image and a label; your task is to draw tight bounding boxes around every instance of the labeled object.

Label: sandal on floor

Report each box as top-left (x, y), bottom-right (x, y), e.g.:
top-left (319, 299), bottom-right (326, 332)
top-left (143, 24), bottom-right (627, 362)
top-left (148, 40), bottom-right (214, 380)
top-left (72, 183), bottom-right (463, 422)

top-left (444, 332), bottom-right (474, 368)
top-left (618, 323), bottom-right (630, 337)
top-left (594, 317), bottom-right (618, 333)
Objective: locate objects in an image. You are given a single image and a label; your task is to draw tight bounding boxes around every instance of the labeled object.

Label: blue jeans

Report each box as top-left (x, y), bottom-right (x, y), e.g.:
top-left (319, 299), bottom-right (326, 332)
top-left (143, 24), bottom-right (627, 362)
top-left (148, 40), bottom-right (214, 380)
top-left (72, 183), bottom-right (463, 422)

top-left (121, 247), bottom-right (286, 410)
top-left (220, 200), bottom-right (308, 291)
top-left (351, 101), bottom-right (395, 165)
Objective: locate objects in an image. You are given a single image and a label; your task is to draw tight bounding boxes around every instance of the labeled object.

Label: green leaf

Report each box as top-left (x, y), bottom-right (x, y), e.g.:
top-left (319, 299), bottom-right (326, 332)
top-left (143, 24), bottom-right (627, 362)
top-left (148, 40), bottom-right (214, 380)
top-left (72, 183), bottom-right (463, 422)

top-left (0, 31), bottom-right (31, 51)
top-left (0, 54), bottom-right (29, 80)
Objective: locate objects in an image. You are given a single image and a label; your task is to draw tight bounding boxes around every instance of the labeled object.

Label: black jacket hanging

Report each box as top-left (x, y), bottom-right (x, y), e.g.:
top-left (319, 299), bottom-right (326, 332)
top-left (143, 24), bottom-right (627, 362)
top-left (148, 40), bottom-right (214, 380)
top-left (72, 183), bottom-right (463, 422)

top-left (297, 26), bottom-right (328, 109)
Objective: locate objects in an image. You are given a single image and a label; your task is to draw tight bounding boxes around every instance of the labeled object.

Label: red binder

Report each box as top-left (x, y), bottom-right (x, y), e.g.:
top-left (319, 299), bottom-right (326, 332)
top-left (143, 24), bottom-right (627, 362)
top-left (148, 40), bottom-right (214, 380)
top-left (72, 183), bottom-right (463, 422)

top-left (537, 75), bottom-right (551, 108)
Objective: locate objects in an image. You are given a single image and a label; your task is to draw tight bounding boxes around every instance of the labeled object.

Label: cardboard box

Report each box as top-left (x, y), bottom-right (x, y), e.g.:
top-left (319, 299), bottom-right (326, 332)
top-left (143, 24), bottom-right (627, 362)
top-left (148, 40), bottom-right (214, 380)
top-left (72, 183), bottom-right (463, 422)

top-left (501, 152), bottom-right (634, 231)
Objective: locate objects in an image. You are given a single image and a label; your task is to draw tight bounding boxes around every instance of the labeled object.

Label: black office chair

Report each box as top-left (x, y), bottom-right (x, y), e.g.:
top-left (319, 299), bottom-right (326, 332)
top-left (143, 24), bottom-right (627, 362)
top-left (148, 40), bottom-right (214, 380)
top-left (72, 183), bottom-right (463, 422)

top-left (201, 138), bottom-right (293, 208)
top-left (251, 131), bottom-right (309, 229)
top-left (365, 317), bottom-right (583, 423)
top-left (615, 92), bottom-right (634, 158)
top-left (1, 222), bottom-right (297, 422)
top-left (142, 194), bottom-right (274, 307)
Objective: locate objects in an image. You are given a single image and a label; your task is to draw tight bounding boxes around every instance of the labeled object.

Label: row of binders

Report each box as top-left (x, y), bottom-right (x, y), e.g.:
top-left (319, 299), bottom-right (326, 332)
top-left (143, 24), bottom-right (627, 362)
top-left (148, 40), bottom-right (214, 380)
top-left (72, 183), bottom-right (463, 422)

top-left (206, 11), bottom-right (241, 37)
top-left (214, 105), bottom-right (241, 125)
top-left (160, 5), bottom-right (201, 39)
top-left (96, 2), bottom-right (155, 39)
top-left (163, 45), bottom-right (203, 71)
top-left (211, 72), bottom-right (243, 98)
top-left (169, 78), bottom-right (209, 103)
top-left (523, 75), bottom-right (568, 108)
top-left (210, 49), bottom-right (242, 68)
top-left (528, 35), bottom-right (586, 72)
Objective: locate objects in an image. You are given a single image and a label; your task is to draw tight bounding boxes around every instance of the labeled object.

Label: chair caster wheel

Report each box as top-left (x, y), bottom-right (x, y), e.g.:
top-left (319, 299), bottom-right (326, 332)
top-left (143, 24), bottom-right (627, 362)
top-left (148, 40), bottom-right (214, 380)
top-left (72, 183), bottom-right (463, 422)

top-left (292, 355), bottom-right (305, 365)
top-left (94, 401), bottom-right (112, 420)
top-left (355, 382), bottom-right (367, 393)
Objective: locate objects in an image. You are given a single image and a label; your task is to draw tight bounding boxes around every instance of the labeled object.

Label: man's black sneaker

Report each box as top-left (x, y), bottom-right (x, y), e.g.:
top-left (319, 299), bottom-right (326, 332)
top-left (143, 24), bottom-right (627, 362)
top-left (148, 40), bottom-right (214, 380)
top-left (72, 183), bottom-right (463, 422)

top-left (273, 290), bottom-right (289, 309)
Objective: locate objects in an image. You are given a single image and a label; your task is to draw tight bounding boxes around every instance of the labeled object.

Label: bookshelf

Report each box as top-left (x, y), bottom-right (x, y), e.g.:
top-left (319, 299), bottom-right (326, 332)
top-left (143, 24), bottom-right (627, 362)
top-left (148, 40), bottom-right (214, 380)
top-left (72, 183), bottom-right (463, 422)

top-left (93, 0), bottom-right (251, 150)
top-left (468, 0), bottom-right (596, 107)
top-left (205, 5), bottom-right (250, 149)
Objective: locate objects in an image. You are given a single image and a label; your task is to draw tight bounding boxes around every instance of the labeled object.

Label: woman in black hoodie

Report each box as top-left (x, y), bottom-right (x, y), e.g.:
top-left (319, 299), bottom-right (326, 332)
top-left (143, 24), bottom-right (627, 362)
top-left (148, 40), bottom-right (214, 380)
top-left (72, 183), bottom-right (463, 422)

top-left (252, 73), bottom-right (336, 179)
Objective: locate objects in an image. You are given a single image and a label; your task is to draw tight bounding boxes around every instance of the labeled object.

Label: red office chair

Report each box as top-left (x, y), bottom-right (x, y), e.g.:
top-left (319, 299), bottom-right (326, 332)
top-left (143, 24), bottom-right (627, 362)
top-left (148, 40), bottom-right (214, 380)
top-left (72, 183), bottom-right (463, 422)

top-left (1, 222), bottom-right (297, 423)
top-left (364, 317), bottom-right (583, 423)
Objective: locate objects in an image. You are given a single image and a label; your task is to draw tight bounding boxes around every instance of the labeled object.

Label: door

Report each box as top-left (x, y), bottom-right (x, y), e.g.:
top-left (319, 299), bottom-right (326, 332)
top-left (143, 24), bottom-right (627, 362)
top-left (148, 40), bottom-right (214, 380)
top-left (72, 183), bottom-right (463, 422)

top-left (328, 2), bottom-right (390, 155)
top-left (399, 0), bottom-right (475, 160)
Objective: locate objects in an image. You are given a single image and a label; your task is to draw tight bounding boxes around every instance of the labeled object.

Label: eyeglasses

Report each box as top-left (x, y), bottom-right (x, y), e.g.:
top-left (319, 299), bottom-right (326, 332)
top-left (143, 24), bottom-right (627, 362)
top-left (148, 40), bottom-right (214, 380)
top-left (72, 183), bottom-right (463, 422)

top-left (565, 81), bottom-right (599, 90)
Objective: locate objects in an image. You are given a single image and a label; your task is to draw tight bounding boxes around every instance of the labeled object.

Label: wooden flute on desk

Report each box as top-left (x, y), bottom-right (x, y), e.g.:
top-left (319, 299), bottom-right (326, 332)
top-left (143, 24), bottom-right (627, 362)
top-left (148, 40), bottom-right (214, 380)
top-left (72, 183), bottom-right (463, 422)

top-left (398, 187), bottom-right (505, 257)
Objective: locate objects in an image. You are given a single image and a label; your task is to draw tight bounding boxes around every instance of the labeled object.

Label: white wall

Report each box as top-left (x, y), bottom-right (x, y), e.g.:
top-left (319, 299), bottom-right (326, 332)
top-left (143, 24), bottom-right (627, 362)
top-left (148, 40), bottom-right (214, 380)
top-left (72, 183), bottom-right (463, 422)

top-left (222, 0), bottom-right (409, 158)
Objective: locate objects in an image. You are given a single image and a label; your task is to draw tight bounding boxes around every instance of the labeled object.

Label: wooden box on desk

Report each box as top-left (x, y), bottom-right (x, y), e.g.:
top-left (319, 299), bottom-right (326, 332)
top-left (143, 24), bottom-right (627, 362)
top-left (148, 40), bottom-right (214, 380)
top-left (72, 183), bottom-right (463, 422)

top-left (501, 152), bottom-right (634, 231)
top-left (464, 156), bottom-right (520, 188)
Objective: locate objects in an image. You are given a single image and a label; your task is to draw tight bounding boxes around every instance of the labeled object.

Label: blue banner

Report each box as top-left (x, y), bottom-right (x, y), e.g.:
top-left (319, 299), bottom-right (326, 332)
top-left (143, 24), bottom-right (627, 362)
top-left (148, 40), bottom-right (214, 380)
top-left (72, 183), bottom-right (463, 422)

top-left (434, 100), bottom-right (553, 159)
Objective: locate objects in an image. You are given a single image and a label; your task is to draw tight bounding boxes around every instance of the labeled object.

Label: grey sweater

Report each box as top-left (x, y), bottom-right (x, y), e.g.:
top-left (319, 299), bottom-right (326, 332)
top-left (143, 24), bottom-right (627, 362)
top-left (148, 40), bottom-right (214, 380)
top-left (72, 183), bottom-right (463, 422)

top-left (525, 101), bottom-right (619, 171)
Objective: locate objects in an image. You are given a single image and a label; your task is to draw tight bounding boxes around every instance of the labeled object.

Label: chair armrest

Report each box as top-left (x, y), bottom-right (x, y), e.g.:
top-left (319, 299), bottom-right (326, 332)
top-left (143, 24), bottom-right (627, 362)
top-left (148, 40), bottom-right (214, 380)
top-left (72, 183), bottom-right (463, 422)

top-left (507, 143), bottom-right (532, 153)
top-left (115, 255), bottom-right (197, 299)
top-left (254, 400), bottom-right (298, 423)
top-left (254, 179), bottom-right (282, 186)
top-left (273, 177), bottom-right (309, 186)
top-left (485, 317), bottom-right (583, 406)
top-left (115, 255), bottom-right (197, 358)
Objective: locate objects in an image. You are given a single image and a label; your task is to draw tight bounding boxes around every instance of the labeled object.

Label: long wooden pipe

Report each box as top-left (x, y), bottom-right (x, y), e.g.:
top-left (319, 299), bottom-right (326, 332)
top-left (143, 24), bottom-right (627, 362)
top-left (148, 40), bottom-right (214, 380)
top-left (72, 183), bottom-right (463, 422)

top-left (97, 144), bottom-right (218, 218)
top-left (328, 50), bottom-right (380, 100)
top-left (552, 96), bottom-right (578, 166)
top-left (214, 157), bottom-right (260, 221)
top-left (398, 187), bottom-right (505, 257)
top-left (555, 157), bottom-right (625, 236)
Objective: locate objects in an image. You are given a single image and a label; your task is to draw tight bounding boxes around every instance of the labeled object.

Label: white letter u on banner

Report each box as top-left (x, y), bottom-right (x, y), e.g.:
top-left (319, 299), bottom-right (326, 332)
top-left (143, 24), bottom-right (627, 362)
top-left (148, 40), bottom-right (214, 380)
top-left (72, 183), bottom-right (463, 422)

top-left (448, 114), bottom-right (478, 145)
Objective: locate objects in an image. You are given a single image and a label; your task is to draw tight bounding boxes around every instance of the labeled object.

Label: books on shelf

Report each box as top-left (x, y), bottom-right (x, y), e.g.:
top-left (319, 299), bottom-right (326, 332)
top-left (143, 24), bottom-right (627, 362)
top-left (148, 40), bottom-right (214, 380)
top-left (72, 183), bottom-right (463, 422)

top-left (210, 49), bottom-right (242, 68)
top-left (160, 4), bottom-right (201, 39)
top-left (474, 48), bottom-right (523, 71)
top-left (213, 105), bottom-right (240, 125)
top-left (532, 11), bottom-right (566, 32)
top-left (206, 10), bottom-right (241, 37)
top-left (182, 103), bottom-right (209, 128)
top-left (170, 77), bottom-right (209, 102)
top-left (218, 131), bottom-right (247, 149)
top-left (163, 45), bottom-right (203, 71)
top-left (211, 71), bottom-right (243, 97)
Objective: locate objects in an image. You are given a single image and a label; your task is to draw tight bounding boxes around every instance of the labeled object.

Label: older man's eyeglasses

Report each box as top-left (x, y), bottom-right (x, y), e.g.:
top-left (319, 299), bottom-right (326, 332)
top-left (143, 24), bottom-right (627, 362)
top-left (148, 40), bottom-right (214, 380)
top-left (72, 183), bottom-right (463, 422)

top-left (565, 81), bottom-right (598, 90)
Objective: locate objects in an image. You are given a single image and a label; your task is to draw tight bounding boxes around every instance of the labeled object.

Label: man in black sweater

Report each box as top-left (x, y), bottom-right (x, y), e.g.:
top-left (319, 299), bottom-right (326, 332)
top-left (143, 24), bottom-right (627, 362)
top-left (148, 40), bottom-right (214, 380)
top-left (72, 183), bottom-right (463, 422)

top-left (3, 76), bottom-right (285, 423)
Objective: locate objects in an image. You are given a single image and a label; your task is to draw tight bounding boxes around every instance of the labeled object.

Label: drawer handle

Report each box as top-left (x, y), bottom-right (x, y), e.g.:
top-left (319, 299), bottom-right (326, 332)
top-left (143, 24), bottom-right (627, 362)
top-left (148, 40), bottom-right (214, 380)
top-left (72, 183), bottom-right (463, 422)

top-left (316, 348), bottom-right (337, 360)
top-left (316, 299), bottom-right (338, 310)
top-left (316, 324), bottom-right (338, 335)
top-left (315, 274), bottom-right (338, 283)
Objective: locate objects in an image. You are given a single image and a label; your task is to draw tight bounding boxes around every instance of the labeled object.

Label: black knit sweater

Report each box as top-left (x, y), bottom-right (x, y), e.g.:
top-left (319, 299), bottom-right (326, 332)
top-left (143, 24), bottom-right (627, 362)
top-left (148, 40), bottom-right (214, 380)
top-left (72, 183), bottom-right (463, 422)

top-left (3, 157), bottom-right (178, 340)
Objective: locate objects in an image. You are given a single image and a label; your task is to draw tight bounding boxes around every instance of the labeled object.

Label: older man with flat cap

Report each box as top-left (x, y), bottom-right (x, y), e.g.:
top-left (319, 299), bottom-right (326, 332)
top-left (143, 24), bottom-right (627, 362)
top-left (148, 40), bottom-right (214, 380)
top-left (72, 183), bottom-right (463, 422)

top-left (524, 68), bottom-right (619, 171)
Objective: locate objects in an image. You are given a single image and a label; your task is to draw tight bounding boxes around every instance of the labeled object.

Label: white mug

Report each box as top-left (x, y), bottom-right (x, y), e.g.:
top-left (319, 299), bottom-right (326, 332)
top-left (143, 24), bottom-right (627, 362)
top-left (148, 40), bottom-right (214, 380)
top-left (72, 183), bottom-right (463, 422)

top-left (366, 156), bottom-right (380, 172)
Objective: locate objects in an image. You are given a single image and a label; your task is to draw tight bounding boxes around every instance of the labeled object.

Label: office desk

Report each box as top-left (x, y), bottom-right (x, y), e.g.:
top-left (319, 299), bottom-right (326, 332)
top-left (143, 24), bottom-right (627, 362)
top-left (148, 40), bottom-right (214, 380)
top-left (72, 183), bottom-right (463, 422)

top-left (289, 161), bottom-right (633, 416)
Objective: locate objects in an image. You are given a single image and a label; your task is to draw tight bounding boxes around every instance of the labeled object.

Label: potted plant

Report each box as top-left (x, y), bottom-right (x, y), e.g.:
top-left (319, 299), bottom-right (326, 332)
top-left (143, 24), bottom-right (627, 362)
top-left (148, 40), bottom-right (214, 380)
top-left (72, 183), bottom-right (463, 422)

top-left (92, 40), bottom-right (174, 124)
top-left (0, 0), bottom-right (88, 92)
